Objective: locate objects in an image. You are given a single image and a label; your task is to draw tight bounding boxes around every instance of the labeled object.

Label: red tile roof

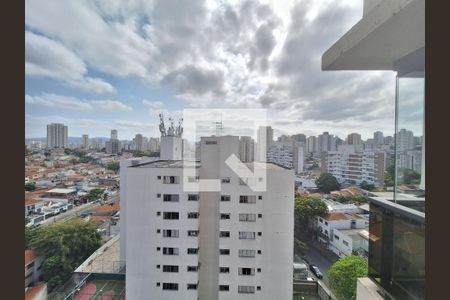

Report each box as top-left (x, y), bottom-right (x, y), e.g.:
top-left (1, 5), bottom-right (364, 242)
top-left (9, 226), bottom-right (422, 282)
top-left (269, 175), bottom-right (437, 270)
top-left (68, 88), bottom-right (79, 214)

top-left (25, 283), bottom-right (46, 300)
top-left (25, 250), bottom-right (36, 266)
top-left (323, 213), bottom-right (349, 221)
top-left (96, 205), bottom-right (120, 213)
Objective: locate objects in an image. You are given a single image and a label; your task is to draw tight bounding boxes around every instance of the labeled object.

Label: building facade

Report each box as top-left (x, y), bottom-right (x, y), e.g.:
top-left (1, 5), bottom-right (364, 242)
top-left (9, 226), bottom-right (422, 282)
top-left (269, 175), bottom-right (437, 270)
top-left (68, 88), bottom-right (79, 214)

top-left (46, 123), bottom-right (68, 148)
top-left (124, 135), bottom-right (294, 300)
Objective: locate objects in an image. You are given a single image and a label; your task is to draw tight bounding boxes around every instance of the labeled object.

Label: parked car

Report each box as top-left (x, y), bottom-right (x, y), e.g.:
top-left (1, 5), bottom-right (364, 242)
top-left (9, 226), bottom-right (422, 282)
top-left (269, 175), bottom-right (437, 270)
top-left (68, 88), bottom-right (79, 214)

top-left (309, 264), bottom-right (323, 279)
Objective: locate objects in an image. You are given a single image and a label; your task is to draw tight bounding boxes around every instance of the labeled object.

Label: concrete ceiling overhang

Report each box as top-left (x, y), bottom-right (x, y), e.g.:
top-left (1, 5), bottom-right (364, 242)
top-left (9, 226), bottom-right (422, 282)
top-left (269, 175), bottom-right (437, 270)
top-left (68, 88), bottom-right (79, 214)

top-left (322, 0), bottom-right (424, 72)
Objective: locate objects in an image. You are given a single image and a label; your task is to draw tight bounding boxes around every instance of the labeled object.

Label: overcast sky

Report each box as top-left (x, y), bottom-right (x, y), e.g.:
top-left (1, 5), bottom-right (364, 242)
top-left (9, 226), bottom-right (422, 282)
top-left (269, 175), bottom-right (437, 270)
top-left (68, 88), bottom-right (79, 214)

top-left (25, 0), bottom-right (398, 140)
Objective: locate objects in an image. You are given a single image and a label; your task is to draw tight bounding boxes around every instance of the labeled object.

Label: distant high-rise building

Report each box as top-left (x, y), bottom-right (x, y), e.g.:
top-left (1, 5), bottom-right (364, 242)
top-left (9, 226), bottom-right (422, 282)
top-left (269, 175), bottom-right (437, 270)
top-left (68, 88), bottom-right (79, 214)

top-left (46, 123), bottom-right (68, 148)
top-left (374, 131), bottom-right (384, 144)
top-left (346, 133), bottom-right (362, 145)
top-left (239, 136), bottom-right (255, 162)
top-left (133, 134), bottom-right (144, 151)
top-left (82, 134), bottom-right (89, 149)
top-left (106, 140), bottom-right (121, 154)
top-left (317, 132), bottom-right (334, 153)
top-left (149, 137), bottom-right (160, 153)
top-left (396, 129), bottom-right (415, 151)
top-left (306, 136), bottom-right (317, 154)
top-left (256, 126), bottom-right (274, 162)
top-left (111, 129), bottom-right (118, 140)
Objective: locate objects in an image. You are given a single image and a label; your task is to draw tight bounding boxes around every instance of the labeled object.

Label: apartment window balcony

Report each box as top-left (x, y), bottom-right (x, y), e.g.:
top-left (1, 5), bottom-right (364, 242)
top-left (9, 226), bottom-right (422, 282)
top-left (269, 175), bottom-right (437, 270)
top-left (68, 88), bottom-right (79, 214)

top-left (187, 248), bottom-right (198, 254)
top-left (239, 195), bottom-right (256, 204)
top-left (219, 249), bottom-right (230, 255)
top-left (220, 267), bottom-right (230, 273)
top-left (239, 231), bottom-right (256, 239)
top-left (219, 231), bottom-right (230, 238)
top-left (163, 194), bottom-right (179, 202)
top-left (221, 177), bottom-right (231, 183)
top-left (238, 286), bottom-right (255, 294)
top-left (219, 285), bottom-right (229, 291)
top-left (163, 212), bottom-right (179, 220)
top-left (238, 267), bottom-right (255, 276)
top-left (239, 213), bottom-right (256, 222)
top-left (187, 266), bottom-right (198, 272)
top-left (162, 229), bottom-right (179, 238)
top-left (221, 195), bottom-right (231, 202)
top-left (162, 265), bottom-right (179, 272)
top-left (187, 212), bottom-right (199, 219)
top-left (188, 230), bottom-right (199, 237)
top-left (163, 176), bottom-right (179, 184)
top-left (187, 194), bottom-right (198, 201)
top-left (162, 283), bottom-right (178, 290)
top-left (187, 284), bottom-right (197, 290)
top-left (187, 176), bottom-right (199, 183)
top-left (162, 247), bottom-right (179, 255)
top-left (220, 213), bottom-right (230, 219)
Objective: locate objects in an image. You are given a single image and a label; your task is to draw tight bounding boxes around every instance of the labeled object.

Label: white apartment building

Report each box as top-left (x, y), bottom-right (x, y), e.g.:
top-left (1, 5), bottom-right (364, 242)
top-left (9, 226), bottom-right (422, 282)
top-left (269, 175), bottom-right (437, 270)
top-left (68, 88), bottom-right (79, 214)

top-left (46, 123), bottom-right (68, 148)
top-left (346, 133), bottom-right (362, 145)
top-left (306, 136), bottom-right (317, 154)
top-left (267, 141), bottom-right (305, 173)
top-left (256, 126), bottom-right (274, 162)
top-left (239, 136), bottom-right (255, 162)
top-left (396, 129), bottom-right (415, 151)
top-left (123, 135), bottom-right (294, 300)
top-left (373, 131), bottom-right (384, 145)
top-left (321, 145), bottom-right (385, 185)
top-left (82, 134), bottom-right (89, 149)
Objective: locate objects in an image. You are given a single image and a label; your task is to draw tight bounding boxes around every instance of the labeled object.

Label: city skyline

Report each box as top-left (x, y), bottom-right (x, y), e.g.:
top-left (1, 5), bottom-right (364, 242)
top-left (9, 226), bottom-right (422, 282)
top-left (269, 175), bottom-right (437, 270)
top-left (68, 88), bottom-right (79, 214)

top-left (26, 0), bottom-right (398, 140)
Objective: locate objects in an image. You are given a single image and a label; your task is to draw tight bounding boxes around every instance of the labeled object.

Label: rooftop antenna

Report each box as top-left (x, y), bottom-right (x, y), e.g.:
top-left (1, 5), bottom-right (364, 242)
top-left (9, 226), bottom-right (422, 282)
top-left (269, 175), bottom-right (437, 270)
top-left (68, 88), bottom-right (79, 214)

top-left (212, 118), bottom-right (224, 137)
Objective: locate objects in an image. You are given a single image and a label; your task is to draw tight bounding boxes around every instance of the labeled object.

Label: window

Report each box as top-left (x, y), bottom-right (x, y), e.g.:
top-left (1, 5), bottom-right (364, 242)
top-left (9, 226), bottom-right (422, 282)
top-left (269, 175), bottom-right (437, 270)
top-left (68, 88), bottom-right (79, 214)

top-left (162, 265), bottom-right (179, 272)
top-left (156, 282), bottom-right (160, 287)
top-left (258, 232), bottom-right (262, 236)
top-left (221, 195), bottom-right (231, 202)
top-left (220, 249), bottom-right (230, 255)
top-left (163, 194), bottom-right (179, 202)
top-left (162, 283), bottom-right (178, 290)
top-left (162, 247), bottom-right (179, 255)
top-left (163, 176), bottom-right (179, 184)
top-left (238, 268), bottom-right (255, 276)
top-left (26, 262), bottom-right (35, 269)
top-left (162, 229), bottom-right (179, 237)
top-left (257, 286), bottom-right (261, 291)
top-left (205, 140), bottom-right (217, 145)
top-left (239, 249), bottom-right (255, 257)
top-left (187, 212), bottom-right (199, 219)
top-left (319, 218), bottom-right (323, 223)
top-left (257, 250), bottom-right (262, 254)
top-left (334, 235), bottom-right (340, 240)
top-left (325, 221), bottom-right (328, 226)
top-left (156, 265), bottom-right (160, 269)
top-left (239, 231), bottom-right (256, 239)
top-left (163, 212), bottom-right (179, 219)
top-left (220, 213), bottom-right (230, 219)
top-left (188, 194), bottom-right (198, 201)
top-left (156, 211), bottom-right (161, 216)
top-left (187, 176), bottom-right (199, 183)
top-left (220, 267), bottom-right (230, 273)
top-left (239, 195), bottom-right (256, 203)
top-left (257, 268), bottom-right (261, 272)
top-left (343, 240), bottom-right (349, 246)
top-left (239, 213), bottom-right (256, 222)
top-left (157, 193), bottom-right (161, 198)
top-left (187, 266), bottom-right (198, 272)
top-left (219, 231), bottom-right (230, 237)
top-left (221, 177), bottom-right (231, 183)
top-left (188, 230), bottom-right (199, 237)
top-left (258, 214), bottom-right (262, 218)
top-left (219, 285), bottom-right (229, 291)
top-left (156, 247), bottom-right (161, 251)
top-left (157, 176), bottom-right (161, 180)
top-left (187, 284), bottom-right (197, 290)
top-left (258, 195), bottom-right (262, 200)
top-left (238, 286), bottom-right (255, 294)
top-left (187, 248), bottom-right (198, 254)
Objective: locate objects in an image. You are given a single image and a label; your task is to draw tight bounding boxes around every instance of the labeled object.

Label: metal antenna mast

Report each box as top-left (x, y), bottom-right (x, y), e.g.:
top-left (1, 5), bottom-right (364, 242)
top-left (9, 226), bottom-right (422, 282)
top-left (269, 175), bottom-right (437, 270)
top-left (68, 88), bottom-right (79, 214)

top-left (212, 119), bottom-right (224, 137)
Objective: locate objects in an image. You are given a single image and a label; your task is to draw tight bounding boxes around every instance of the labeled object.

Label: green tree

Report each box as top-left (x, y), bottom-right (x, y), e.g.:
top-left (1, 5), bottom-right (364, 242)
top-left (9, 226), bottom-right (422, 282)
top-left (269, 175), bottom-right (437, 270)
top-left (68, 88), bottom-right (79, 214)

top-left (25, 182), bottom-right (36, 191)
top-left (107, 161), bottom-right (120, 173)
top-left (28, 220), bottom-right (102, 291)
top-left (294, 238), bottom-right (309, 258)
top-left (351, 194), bottom-right (368, 205)
top-left (403, 169), bottom-right (421, 184)
top-left (316, 173), bottom-right (340, 193)
top-left (359, 181), bottom-right (375, 191)
top-left (294, 195), bottom-right (328, 232)
top-left (328, 255), bottom-right (368, 300)
top-left (88, 189), bottom-right (105, 201)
